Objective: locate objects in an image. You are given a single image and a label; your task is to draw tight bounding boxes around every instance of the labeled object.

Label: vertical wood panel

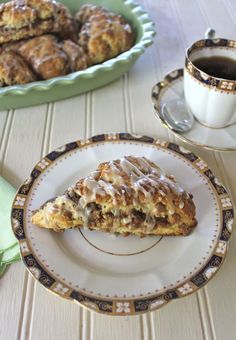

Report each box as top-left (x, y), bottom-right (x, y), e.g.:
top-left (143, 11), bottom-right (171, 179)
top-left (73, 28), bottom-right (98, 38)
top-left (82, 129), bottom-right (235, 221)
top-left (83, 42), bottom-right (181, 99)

top-left (92, 78), bottom-right (126, 134)
top-left (224, 0), bottom-right (236, 26)
top-left (30, 283), bottom-right (83, 340)
top-left (202, 152), bottom-right (236, 340)
top-left (155, 295), bottom-right (205, 340)
top-left (125, 50), bottom-right (168, 137)
top-left (141, 313), bottom-right (157, 340)
top-left (166, 2), bottom-right (236, 340)
top-left (49, 96), bottom-right (87, 149)
top-left (0, 262), bottom-right (26, 340)
top-left (0, 111), bottom-right (8, 149)
top-left (93, 315), bottom-right (142, 340)
top-left (29, 97), bottom-right (87, 339)
top-left (0, 111), bottom-right (14, 174)
top-left (2, 106), bottom-right (48, 186)
top-left (1, 1), bottom-right (236, 340)
top-left (197, 0), bottom-right (236, 38)
top-left (0, 105), bottom-right (48, 340)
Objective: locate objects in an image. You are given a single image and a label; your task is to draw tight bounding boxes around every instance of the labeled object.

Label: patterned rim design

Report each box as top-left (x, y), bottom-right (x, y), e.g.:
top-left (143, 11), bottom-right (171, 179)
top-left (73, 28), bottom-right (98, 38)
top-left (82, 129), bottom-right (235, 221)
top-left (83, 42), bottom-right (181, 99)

top-left (151, 69), bottom-right (236, 152)
top-left (11, 133), bottom-right (234, 315)
top-left (0, 0), bottom-right (155, 98)
top-left (186, 38), bottom-right (236, 93)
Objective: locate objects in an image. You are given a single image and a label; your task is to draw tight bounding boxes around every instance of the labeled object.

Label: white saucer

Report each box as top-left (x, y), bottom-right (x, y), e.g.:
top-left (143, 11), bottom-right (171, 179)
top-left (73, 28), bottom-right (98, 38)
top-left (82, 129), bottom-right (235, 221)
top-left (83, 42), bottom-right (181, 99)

top-left (152, 69), bottom-right (236, 151)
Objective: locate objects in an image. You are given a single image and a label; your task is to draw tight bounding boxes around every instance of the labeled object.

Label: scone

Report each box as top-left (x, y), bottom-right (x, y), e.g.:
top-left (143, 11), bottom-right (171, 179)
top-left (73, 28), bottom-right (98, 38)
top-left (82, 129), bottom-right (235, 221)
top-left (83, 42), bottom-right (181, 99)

top-left (60, 40), bottom-right (88, 72)
top-left (1, 40), bottom-right (26, 53)
top-left (0, 0), bottom-right (77, 45)
top-left (18, 35), bottom-right (69, 80)
top-left (75, 4), bottom-right (113, 25)
top-left (0, 50), bottom-right (36, 85)
top-left (31, 156), bottom-right (197, 236)
top-left (76, 4), bottom-right (134, 64)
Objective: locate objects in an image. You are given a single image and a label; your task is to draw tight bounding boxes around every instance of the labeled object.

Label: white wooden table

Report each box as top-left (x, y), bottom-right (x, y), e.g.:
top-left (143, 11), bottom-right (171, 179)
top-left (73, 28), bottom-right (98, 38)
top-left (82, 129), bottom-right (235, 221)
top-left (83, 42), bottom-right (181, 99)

top-left (1, 0), bottom-right (236, 339)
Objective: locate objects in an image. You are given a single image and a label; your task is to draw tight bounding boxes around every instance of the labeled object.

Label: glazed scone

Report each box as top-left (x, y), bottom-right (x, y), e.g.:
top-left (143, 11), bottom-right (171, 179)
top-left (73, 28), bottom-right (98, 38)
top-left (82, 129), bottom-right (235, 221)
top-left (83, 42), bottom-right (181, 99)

top-left (0, 50), bottom-right (36, 85)
top-left (0, 0), bottom-right (77, 44)
top-left (31, 156), bottom-right (197, 236)
top-left (1, 39), bottom-right (26, 53)
top-left (75, 4), bottom-right (111, 25)
top-left (19, 35), bottom-right (69, 80)
top-left (53, 1), bottom-right (77, 42)
top-left (76, 4), bottom-right (134, 64)
top-left (60, 40), bottom-right (88, 72)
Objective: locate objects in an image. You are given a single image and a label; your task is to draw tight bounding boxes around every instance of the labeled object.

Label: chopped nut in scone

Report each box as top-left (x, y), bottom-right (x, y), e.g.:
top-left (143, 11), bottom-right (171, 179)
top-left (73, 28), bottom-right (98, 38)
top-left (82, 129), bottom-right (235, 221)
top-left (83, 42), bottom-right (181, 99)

top-left (31, 156), bottom-right (197, 237)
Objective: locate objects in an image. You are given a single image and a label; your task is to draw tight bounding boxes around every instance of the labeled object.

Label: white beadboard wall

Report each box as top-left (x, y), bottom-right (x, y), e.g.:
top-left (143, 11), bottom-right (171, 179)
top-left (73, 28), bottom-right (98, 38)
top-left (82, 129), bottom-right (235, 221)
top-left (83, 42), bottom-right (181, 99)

top-left (0, 1), bottom-right (236, 339)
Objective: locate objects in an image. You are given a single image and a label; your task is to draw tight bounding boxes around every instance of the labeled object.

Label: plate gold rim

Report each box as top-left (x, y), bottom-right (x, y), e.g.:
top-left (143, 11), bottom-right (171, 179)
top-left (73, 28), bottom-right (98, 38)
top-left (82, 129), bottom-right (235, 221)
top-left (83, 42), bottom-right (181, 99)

top-left (11, 133), bottom-right (234, 315)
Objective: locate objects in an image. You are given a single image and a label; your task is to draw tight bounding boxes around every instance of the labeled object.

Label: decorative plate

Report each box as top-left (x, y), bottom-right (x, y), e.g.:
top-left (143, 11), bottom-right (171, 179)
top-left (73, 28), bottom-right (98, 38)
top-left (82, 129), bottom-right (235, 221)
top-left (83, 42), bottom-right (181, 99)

top-left (152, 69), bottom-right (236, 151)
top-left (0, 0), bottom-right (155, 110)
top-left (11, 133), bottom-right (234, 315)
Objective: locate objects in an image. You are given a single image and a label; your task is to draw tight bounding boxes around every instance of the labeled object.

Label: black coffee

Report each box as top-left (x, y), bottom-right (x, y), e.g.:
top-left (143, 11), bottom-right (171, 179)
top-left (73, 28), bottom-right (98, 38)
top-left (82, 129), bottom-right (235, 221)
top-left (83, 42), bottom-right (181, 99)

top-left (193, 56), bottom-right (236, 80)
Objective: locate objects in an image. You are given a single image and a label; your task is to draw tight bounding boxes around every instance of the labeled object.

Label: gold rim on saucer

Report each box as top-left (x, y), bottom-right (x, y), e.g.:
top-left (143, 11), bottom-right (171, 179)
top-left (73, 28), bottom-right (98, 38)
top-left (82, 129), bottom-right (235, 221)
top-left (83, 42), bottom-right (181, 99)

top-left (152, 69), bottom-right (236, 152)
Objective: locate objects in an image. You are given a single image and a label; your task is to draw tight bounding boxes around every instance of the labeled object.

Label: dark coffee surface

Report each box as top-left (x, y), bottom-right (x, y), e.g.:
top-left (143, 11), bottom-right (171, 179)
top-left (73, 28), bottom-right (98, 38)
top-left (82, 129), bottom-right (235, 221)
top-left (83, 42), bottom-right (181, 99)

top-left (193, 56), bottom-right (236, 80)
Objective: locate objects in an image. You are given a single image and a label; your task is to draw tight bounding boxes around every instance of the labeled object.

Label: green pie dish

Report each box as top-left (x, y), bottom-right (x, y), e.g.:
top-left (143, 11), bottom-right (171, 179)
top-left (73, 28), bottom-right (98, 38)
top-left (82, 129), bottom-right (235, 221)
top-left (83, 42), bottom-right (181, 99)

top-left (0, 0), bottom-right (156, 110)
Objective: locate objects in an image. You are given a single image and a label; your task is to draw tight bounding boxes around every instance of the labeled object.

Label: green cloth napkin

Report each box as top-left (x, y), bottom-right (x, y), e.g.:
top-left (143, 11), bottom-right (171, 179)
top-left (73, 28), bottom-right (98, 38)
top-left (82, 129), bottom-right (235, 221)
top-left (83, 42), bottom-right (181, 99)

top-left (0, 176), bottom-right (20, 277)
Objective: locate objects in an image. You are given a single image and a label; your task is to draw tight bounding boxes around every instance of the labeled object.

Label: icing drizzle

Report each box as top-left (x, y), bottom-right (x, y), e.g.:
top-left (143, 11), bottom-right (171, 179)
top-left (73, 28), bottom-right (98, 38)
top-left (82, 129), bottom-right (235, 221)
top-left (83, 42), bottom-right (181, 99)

top-left (44, 156), bottom-right (185, 230)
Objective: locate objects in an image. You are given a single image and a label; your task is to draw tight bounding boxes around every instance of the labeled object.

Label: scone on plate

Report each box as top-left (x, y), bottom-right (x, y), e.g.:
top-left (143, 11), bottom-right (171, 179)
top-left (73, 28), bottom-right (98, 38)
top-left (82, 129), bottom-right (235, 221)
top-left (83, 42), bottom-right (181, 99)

top-left (76, 4), bottom-right (134, 65)
top-left (31, 156), bottom-right (197, 237)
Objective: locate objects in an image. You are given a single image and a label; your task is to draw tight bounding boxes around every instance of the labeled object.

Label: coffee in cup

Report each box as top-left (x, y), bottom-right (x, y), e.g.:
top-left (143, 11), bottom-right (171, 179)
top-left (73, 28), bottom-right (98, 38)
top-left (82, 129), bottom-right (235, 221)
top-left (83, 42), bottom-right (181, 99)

top-left (184, 38), bottom-right (236, 128)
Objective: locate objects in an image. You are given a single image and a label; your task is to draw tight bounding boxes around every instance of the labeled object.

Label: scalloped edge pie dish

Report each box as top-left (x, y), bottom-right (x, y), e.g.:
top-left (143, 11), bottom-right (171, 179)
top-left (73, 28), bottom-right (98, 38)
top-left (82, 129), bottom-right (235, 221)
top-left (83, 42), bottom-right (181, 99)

top-left (0, 0), bottom-right (156, 110)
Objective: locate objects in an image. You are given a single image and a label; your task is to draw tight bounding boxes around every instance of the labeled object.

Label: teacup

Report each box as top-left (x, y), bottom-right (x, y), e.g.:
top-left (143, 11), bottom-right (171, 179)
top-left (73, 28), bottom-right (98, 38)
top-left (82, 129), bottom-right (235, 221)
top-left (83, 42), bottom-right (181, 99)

top-left (184, 38), bottom-right (236, 128)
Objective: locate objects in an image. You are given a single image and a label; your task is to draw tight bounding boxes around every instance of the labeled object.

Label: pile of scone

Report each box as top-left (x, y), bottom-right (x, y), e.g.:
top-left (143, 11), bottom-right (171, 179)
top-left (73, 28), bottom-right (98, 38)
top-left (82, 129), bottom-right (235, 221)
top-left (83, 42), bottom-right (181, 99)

top-left (0, 0), bottom-right (134, 86)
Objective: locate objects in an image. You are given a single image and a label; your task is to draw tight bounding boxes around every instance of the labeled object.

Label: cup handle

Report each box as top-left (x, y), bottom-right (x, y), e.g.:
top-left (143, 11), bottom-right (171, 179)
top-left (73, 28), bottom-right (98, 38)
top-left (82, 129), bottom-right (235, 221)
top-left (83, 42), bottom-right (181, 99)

top-left (205, 28), bottom-right (216, 39)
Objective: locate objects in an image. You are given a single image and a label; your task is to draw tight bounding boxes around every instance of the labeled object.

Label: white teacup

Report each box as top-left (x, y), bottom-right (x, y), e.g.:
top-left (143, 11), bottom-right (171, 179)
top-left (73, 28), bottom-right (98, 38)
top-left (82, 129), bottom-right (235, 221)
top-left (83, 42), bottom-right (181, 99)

top-left (184, 38), bottom-right (236, 128)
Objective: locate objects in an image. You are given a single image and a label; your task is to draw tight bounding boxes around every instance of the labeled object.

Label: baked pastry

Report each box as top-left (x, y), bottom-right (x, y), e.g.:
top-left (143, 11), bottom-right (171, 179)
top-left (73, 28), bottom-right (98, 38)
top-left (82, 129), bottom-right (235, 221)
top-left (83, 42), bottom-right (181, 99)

top-left (0, 0), bottom-right (77, 45)
top-left (0, 50), bottom-right (36, 85)
top-left (76, 4), bottom-right (134, 64)
top-left (75, 4), bottom-right (111, 25)
top-left (18, 35), bottom-right (69, 79)
top-left (60, 40), bottom-right (88, 72)
top-left (1, 39), bottom-right (26, 52)
top-left (0, 2), bottom-right (135, 86)
top-left (52, 1), bottom-right (77, 42)
top-left (31, 156), bottom-right (197, 236)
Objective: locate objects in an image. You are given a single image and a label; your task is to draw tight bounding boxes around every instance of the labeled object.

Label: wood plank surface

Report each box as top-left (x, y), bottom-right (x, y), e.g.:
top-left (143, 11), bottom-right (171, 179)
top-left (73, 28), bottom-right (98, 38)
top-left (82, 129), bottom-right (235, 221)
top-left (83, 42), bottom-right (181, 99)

top-left (27, 99), bottom-right (87, 339)
top-left (0, 105), bottom-right (48, 340)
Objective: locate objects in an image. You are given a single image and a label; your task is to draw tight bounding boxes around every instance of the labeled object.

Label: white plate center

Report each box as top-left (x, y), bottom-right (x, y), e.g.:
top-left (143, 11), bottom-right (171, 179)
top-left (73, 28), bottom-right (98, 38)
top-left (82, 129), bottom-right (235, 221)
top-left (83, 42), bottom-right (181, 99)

top-left (79, 229), bottom-right (162, 255)
top-left (25, 141), bottom-right (221, 297)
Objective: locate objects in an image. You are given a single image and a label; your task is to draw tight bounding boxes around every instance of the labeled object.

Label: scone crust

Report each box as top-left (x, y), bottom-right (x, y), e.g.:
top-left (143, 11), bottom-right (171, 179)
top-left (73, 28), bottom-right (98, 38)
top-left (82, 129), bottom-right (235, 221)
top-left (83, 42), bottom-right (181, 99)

top-left (31, 156), bottom-right (197, 236)
top-left (0, 50), bottom-right (36, 85)
top-left (60, 40), bottom-right (88, 72)
top-left (0, 0), bottom-right (77, 44)
top-left (19, 35), bottom-right (69, 79)
top-left (76, 4), bottom-right (134, 64)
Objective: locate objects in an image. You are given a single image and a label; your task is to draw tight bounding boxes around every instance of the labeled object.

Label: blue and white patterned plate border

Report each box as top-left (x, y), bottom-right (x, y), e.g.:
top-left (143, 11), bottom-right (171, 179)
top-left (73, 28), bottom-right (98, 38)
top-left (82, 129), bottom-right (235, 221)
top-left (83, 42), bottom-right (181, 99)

top-left (11, 133), bottom-right (234, 315)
